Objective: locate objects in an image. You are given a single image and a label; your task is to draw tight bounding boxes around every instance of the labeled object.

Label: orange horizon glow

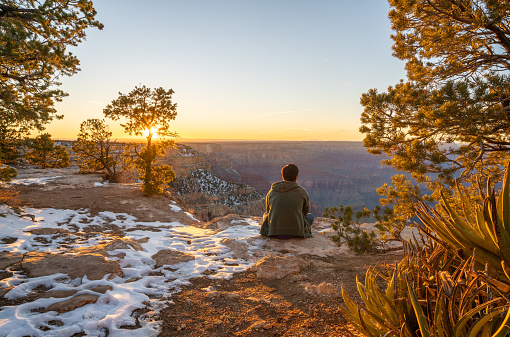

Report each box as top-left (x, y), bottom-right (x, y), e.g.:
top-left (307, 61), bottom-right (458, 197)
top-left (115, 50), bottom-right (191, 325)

top-left (42, 120), bottom-right (365, 142)
top-left (142, 127), bottom-right (159, 139)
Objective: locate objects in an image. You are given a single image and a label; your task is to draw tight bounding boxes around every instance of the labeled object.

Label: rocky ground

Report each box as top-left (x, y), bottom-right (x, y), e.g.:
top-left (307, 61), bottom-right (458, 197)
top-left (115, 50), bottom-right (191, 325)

top-left (1, 165), bottom-right (403, 336)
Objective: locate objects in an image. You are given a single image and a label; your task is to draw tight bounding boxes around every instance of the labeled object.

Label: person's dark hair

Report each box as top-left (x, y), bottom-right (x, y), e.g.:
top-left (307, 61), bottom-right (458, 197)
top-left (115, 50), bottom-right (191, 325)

top-left (282, 164), bottom-right (299, 182)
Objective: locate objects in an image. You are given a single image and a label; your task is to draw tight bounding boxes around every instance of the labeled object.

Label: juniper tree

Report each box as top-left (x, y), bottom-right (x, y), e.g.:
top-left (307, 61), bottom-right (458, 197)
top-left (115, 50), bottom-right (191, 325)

top-left (361, 0), bottom-right (510, 201)
top-left (72, 119), bottom-right (124, 182)
top-left (26, 133), bottom-right (69, 168)
top-left (0, 1), bottom-right (101, 180)
top-left (104, 85), bottom-right (178, 195)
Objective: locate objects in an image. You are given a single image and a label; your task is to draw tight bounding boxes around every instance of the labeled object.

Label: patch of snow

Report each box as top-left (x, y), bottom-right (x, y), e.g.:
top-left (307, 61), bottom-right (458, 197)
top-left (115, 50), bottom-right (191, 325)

top-left (10, 176), bottom-right (61, 185)
top-left (168, 204), bottom-right (181, 212)
top-left (184, 212), bottom-right (200, 222)
top-left (0, 205), bottom-right (264, 336)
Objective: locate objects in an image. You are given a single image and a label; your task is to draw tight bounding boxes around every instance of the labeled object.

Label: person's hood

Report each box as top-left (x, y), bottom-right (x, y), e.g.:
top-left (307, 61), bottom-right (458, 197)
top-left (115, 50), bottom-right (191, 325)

top-left (270, 180), bottom-right (300, 193)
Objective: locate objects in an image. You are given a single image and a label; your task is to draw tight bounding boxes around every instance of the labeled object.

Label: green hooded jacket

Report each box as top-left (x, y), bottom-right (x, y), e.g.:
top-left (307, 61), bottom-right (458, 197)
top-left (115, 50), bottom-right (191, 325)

top-left (259, 180), bottom-right (312, 238)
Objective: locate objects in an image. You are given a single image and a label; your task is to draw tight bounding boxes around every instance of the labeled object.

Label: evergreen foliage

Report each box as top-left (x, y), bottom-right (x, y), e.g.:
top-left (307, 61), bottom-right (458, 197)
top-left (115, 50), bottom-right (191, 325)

top-left (360, 0), bottom-right (510, 201)
top-left (324, 205), bottom-right (377, 254)
top-left (104, 85), bottom-right (178, 196)
top-left (0, 164), bottom-right (16, 184)
top-left (0, 1), bottom-right (101, 181)
top-left (325, 176), bottom-right (422, 253)
top-left (373, 175), bottom-right (424, 243)
top-left (71, 119), bottom-right (123, 182)
top-left (0, 0), bottom-right (102, 136)
top-left (25, 133), bottom-right (69, 168)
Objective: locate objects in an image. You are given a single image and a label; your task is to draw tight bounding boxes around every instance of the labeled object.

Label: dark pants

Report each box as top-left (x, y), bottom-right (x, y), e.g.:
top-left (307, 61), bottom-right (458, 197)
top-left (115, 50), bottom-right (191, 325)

top-left (305, 213), bottom-right (314, 226)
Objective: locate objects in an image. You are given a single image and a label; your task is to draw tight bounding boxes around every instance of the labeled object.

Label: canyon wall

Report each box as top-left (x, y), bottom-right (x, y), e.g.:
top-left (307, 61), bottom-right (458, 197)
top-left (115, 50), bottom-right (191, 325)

top-left (158, 144), bottom-right (264, 221)
top-left (183, 141), bottom-right (398, 215)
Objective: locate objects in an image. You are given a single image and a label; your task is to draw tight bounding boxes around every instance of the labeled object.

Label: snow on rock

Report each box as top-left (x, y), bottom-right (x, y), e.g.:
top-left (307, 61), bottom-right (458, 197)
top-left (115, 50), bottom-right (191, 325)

top-left (0, 204), bottom-right (265, 337)
top-left (0, 204), bottom-right (343, 337)
top-left (10, 176), bottom-right (61, 185)
top-left (151, 249), bottom-right (196, 268)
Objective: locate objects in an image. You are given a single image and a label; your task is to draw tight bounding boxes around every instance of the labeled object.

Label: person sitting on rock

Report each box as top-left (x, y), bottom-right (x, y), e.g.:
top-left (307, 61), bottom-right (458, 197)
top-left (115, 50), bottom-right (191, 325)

top-left (260, 163), bottom-right (314, 239)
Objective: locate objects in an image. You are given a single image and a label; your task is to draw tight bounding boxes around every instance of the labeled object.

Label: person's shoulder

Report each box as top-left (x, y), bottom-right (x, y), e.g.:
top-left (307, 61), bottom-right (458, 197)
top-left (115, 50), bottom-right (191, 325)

top-left (297, 185), bottom-right (309, 196)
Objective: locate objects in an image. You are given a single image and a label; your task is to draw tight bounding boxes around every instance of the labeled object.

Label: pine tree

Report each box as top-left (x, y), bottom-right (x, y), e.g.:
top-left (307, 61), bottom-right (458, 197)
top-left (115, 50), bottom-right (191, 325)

top-left (26, 133), bottom-right (69, 169)
top-left (71, 119), bottom-right (123, 182)
top-left (360, 0), bottom-right (510, 199)
top-left (104, 85), bottom-right (178, 195)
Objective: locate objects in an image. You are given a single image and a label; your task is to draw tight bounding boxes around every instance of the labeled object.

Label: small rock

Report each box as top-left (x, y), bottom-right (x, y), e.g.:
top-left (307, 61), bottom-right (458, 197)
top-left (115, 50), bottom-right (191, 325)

top-left (1, 237), bottom-right (18, 244)
top-left (88, 285), bottom-right (113, 294)
top-left (263, 323), bottom-right (273, 330)
top-left (248, 255), bottom-right (309, 279)
top-left (124, 277), bottom-right (142, 283)
top-left (0, 251), bottom-right (23, 270)
top-left (45, 294), bottom-right (99, 313)
top-left (0, 286), bottom-right (14, 298)
top-left (224, 292), bottom-right (240, 299)
top-left (151, 249), bottom-right (195, 268)
top-left (134, 237), bottom-right (150, 244)
top-left (27, 228), bottom-right (71, 235)
top-left (206, 291), bottom-right (222, 298)
top-left (38, 289), bottom-right (78, 299)
top-left (304, 282), bottom-right (339, 296)
top-left (251, 321), bottom-right (267, 330)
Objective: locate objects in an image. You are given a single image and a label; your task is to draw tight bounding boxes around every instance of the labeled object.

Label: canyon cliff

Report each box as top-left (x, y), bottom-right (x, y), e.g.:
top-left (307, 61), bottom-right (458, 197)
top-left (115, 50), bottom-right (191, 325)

top-left (158, 144), bottom-right (264, 221)
top-left (182, 141), bottom-right (397, 215)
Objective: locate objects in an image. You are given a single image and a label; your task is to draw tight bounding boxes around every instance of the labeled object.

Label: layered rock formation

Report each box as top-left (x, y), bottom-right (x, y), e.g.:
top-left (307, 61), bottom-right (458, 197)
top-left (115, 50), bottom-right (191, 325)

top-left (183, 141), bottom-right (398, 214)
top-left (159, 144), bottom-right (264, 221)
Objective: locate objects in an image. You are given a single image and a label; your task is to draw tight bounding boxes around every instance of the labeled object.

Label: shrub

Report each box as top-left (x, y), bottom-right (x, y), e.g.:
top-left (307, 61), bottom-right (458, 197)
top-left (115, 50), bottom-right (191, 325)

top-left (25, 134), bottom-right (70, 169)
top-left (324, 205), bottom-right (377, 254)
top-left (341, 162), bottom-right (510, 336)
top-left (71, 119), bottom-right (124, 182)
top-left (0, 164), bottom-right (17, 183)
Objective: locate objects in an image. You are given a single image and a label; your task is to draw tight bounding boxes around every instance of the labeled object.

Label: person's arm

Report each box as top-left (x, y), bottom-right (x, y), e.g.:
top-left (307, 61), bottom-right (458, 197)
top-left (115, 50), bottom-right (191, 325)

top-left (302, 188), bottom-right (310, 215)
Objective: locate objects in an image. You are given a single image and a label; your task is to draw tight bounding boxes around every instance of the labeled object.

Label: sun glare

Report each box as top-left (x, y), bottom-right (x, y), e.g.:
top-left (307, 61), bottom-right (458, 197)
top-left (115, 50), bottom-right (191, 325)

top-left (143, 127), bottom-right (159, 138)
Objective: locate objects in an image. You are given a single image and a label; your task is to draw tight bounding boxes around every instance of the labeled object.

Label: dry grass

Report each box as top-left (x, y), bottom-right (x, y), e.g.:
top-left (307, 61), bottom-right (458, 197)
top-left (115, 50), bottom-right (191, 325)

top-left (0, 186), bottom-right (22, 207)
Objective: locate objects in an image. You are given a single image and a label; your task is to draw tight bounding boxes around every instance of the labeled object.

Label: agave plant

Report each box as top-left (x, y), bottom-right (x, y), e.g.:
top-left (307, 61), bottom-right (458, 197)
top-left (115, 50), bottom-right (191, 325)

top-left (341, 241), bottom-right (510, 337)
top-left (416, 161), bottom-right (510, 286)
top-left (341, 162), bottom-right (510, 336)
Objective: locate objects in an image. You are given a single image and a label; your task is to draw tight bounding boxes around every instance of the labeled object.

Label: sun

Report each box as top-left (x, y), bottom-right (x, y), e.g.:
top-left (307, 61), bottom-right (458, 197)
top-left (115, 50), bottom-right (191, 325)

top-left (143, 127), bottom-right (159, 138)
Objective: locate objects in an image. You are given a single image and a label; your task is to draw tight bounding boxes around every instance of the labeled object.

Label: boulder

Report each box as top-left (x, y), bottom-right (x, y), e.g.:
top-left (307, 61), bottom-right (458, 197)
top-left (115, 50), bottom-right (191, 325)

top-left (0, 251), bottom-right (23, 270)
top-left (248, 255), bottom-right (309, 279)
top-left (262, 231), bottom-right (341, 257)
top-left (151, 249), bottom-right (196, 268)
top-left (194, 214), bottom-right (249, 231)
top-left (303, 282), bottom-right (339, 296)
top-left (22, 252), bottom-right (122, 280)
top-left (45, 294), bottom-right (99, 313)
top-left (27, 228), bottom-right (71, 235)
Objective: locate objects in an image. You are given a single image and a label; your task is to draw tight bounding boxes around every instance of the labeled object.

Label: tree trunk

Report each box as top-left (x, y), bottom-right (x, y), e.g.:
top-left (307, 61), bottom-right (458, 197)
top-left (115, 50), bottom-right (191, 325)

top-left (144, 133), bottom-right (153, 194)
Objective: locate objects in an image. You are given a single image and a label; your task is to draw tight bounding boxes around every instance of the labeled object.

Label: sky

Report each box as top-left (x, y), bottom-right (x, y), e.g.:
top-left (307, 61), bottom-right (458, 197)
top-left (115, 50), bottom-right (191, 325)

top-left (46, 0), bottom-right (407, 142)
